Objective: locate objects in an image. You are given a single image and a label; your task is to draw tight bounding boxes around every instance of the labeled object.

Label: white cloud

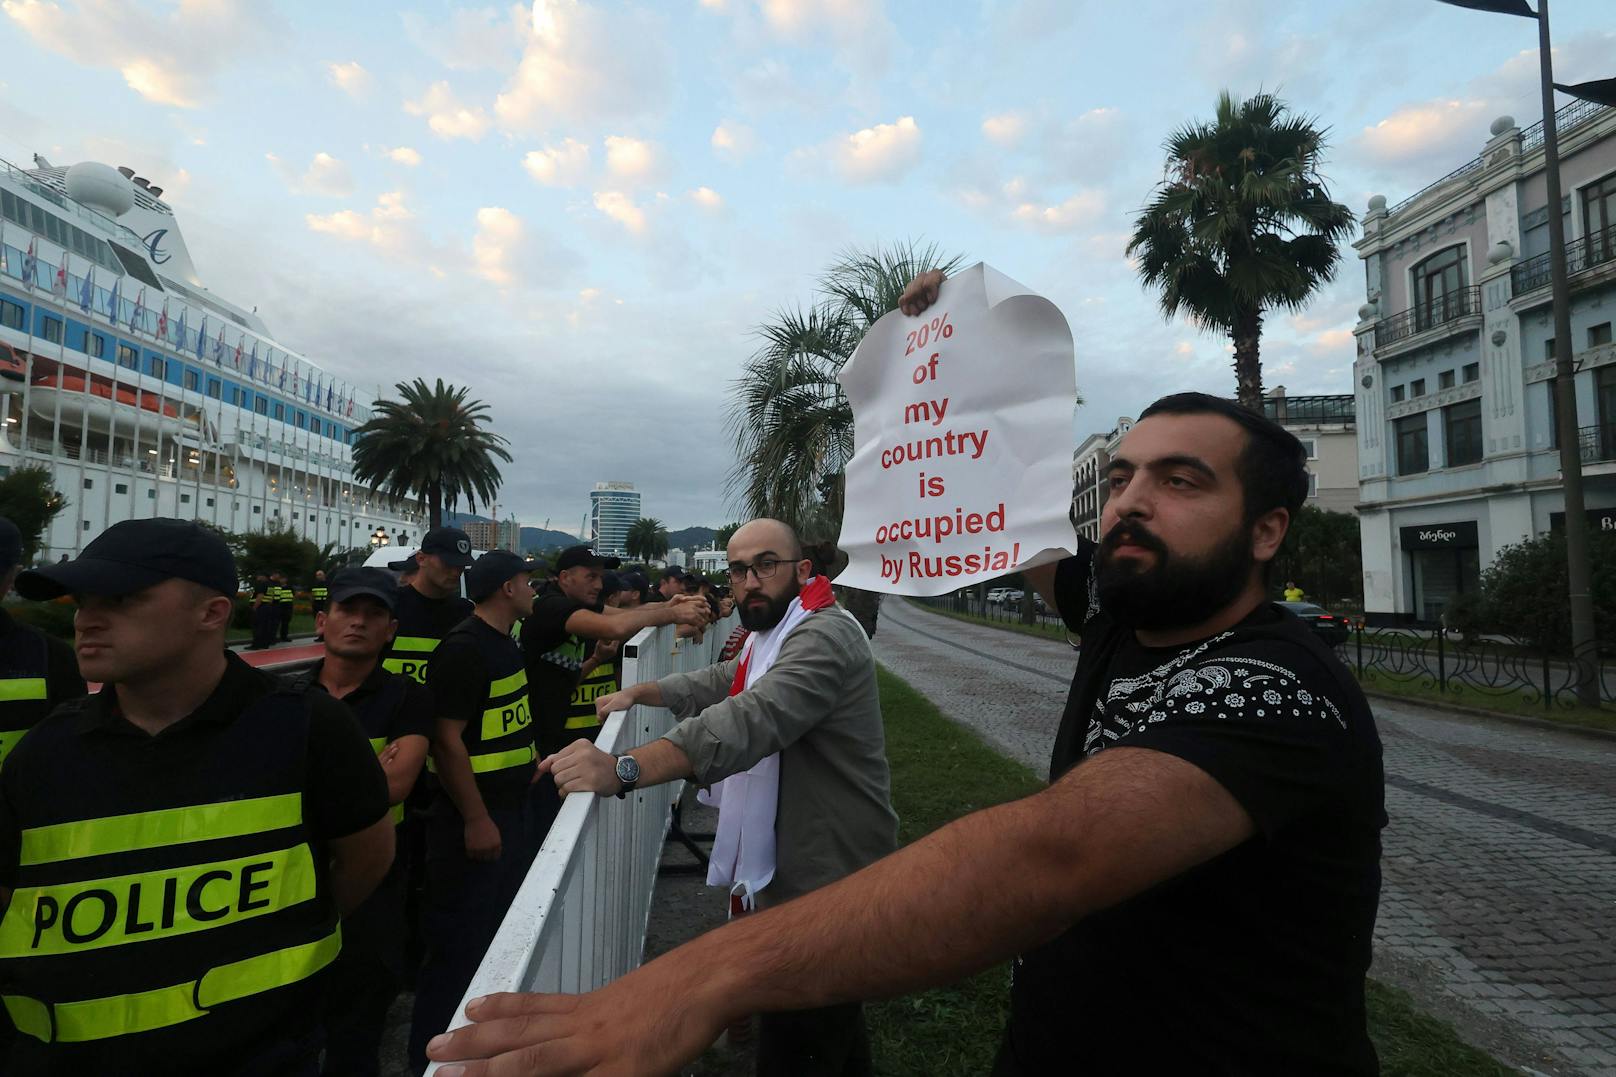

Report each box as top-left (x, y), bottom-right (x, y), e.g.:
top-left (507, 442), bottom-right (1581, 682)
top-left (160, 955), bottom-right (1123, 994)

top-left (306, 191), bottom-right (416, 252)
top-left (386, 146), bottom-right (423, 167)
top-left (1010, 189), bottom-right (1105, 234)
top-left (405, 80), bottom-right (492, 141)
top-left (1357, 98), bottom-right (1491, 167)
top-left (266, 151), bottom-right (355, 197)
top-left (2, 0), bottom-right (271, 108)
top-left (604, 136), bottom-right (662, 184)
top-left (981, 112), bottom-right (1026, 148)
top-left (472, 206), bottom-right (524, 286)
top-left (831, 115), bottom-right (921, 184)
top-left (711, 120), bottom-right (756, 161)
top-left (752, 0), bottom-right (895, 80)
top-left (327, 61), bottom-right (371, 98)
top-left (522, 138), bottom-right (590, 187)
top-left (689, 186), bottom-right (723, 210)
top-left (494, 0), bottom-right (674, 133)
top-left (593, 190), bottom-right (647, 234)
top-left (402, 6), bottom-right (523, 71)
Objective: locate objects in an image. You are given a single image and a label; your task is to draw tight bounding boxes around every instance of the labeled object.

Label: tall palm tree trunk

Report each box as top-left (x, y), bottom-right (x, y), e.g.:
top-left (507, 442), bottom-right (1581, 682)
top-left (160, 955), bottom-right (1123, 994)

top-left (428, 485), bottom-right (443, 529)
top-left (1231, 306), bottom-right (1265, 411)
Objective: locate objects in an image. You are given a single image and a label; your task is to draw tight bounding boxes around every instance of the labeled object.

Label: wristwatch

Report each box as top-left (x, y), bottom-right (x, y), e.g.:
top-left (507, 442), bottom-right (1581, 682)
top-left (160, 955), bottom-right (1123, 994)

top-left (614, 754), bottom-right (641, 799)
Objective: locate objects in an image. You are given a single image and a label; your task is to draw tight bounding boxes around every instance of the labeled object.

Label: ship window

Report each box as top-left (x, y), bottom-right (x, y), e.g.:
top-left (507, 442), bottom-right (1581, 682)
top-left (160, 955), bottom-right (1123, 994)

top-left (226, 386), bottom-right (239, 406)
top-left (0, 301), bottom-right (23, 330)
top-left (185, 369), bottom-right (200, 391)
top-left (87, 333), bottom-right (105, 358)
top-left (255, 396), bottom-right (268, 415)
top-left (117, 344), bottom-right (138, 369)
top-left (206, 377), bottom-right (220, 399)
top-left (107, 242), bottom-right (163, 290)
top-left (40, 316), bottom-right (62, 344)
top-left (83, 479), bottom-right (93, 490)
top-left (273, 403), bottom-right (285, 421)
top-left (253, 505), bottom-right (261, 514)
top-left (115, 483), bottom-right (128, 494)
top-left (147, 489), bottom-right (156, 499)
top-left (83, 521), bottom-right (91, 531)
top-left (181, 494), bottom-right (191, 504)
top-left (206, 498), bottom-right (214, 507)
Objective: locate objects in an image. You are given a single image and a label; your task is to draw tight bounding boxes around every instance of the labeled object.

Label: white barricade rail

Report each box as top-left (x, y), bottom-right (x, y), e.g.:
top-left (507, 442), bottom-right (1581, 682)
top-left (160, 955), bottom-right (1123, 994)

top-left (424, 617), bottom-right (736, 1074)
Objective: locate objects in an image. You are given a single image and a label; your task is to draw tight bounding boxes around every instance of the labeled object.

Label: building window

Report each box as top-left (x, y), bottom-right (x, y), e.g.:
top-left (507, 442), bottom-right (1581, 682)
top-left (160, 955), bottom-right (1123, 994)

top-left (83, 478), bottom-right (93, 490)
top-left (1390, 385), bottom-right (1406, 403)
top-left (1411, 245), bottom-right (1468, 329)
top-left (40, 316), bottom-right (62, 344)
top-left (1297, 437), bottom-right (1318, 460)
top-left (1439, 370), bottom-right (1455, 390)
top-left (1546, 377), bottom-right (1560, 450)
top-left (206, 497), bottom-right (214, 507)
top-left (1443, 399), bottom-right (1483, 466)
top-left (83, 520), bottom-right (91, 531)
top-left (1307, 473), bottom-right (1318, 498)
top-left (1395, 414), bottom-right (1429, 475)
top-left (114, 482), bottom-right (128, 494)
top-left (1463, 362), bottom-right (1480, 384)
top-left (181, 493), bottom-right (191, 504)
top-left (117, 343), bottom-right (137, 369)
top-left (87, 333), bottom-right (105, 358)
top-left (1591, 322), bottom-right (1613, 349)
top-left (147, 489), bottom-right (156, 499)
top-left (1411, 379), bottom-right (1426, 398)
top-left (1582, 174), bottom-right (1615, 262)
top-left (253, 505), bottom-right (261, 514)
top-left (185, 369), bottom-right (200, 391)
top-left (1545, 338), bottom-right (1557, 360)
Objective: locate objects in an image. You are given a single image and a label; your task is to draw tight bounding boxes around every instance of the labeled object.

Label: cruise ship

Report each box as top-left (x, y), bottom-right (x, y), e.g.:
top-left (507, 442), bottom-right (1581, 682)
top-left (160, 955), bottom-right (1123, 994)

top-left (0, 153), bottom-right (425, 560)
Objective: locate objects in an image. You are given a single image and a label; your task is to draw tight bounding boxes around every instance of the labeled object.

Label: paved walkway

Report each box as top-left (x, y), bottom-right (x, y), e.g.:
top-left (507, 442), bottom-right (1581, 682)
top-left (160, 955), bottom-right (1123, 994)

top-left (872, 598), bottom-right (1616, 1077)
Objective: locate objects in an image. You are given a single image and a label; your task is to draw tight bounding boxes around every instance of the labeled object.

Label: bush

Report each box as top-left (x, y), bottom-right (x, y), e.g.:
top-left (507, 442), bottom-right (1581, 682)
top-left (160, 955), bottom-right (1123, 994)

top-left (1467, 530), bottom-right (1616, 653)
top-left (0, 467), bottom-right (67, 562)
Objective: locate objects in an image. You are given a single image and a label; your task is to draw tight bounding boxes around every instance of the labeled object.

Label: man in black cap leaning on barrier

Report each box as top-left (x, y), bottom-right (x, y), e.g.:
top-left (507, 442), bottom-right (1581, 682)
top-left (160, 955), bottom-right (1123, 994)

top-left (0, 518), bottom-right (394, 1076)
top-left (0, 516), bottom-right (84, 773)
top-left (284, 566), bottom-right (434, 1077)
top-left (409, 549), bottom-right (544, 1075)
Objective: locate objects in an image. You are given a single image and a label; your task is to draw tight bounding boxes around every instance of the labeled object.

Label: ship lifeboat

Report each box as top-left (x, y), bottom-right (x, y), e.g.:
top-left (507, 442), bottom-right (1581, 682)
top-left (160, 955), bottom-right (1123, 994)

top-left (28, 374), bottom-right (193, 438)
top-left (0, 343), bottom-right (24, 383)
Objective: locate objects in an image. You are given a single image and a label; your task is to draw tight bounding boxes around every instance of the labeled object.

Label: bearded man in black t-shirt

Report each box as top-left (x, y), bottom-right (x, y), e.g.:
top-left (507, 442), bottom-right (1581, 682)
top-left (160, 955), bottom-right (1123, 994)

top-left (425, 311), bottom-right (1387, 1077)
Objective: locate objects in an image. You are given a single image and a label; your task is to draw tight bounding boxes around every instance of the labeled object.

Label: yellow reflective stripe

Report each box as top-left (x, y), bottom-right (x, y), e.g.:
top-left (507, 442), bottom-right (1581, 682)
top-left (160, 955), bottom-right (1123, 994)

top-left (389, 636), bottom-right (442, 654)
top-left (0, 678), bottom-right (47, 702)
top-left (0, 730), bottom-right (27, 769)
top-left (563, 714), bottom-right (603, 731)
top-left (479, 696), bottom-right (531, 741)
top-left (20, 793), bottom-right (303, 867)
top-left (487, 668), bottom-right (527, 697)
top-left (0, 845), bottom-right (318, 956)
top-left (470, 745), bottom-right (536, 774)
top-left (2, 926), bottom-right (341, 1043)
top-left (368, 738), bottom-right (407, 824)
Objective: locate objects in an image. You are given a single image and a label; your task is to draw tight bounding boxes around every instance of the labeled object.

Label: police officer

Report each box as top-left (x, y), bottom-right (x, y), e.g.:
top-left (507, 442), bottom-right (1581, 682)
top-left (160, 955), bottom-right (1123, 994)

top-left (274, 570), bottom-right (295, 643)
top-left (309, 570), bottom-right (329, 642)
top-left (0, 518), bottom-right (395, 1076)
top-left (0, 516), bottom-right (85, 772)
top-left (382, 529), bottom-right (474, 685)
top-left (248, 573), bottom-right (277, 650)
top-left (407, 550), bottom-right (541, 1074)
top-left (283, 567), bottom-right (432, 1077)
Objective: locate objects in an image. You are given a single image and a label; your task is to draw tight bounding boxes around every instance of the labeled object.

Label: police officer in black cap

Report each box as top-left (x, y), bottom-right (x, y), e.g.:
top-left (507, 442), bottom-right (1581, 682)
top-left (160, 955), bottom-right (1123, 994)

top-left (0, 515), bottom-right (85, 773)
top-left (0, 518), bottom-right (394, 1076)
top-left (382, 528), bottom-right (474, 685)
top-left (408, 549), bottom-right (543, 1074)
top-left (283, 567), bottom-right (433, 1077)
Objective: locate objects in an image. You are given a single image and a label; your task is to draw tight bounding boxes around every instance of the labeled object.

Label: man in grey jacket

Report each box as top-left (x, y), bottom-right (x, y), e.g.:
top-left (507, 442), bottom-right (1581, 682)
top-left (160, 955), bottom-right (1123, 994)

top-left (540, 517), bottom-right (897, 1075)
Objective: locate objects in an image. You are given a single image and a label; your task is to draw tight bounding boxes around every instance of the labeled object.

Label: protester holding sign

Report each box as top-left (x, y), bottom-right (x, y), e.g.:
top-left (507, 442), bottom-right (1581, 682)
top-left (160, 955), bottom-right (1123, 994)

top-left (426, 273), bottom-right (1386, 1077)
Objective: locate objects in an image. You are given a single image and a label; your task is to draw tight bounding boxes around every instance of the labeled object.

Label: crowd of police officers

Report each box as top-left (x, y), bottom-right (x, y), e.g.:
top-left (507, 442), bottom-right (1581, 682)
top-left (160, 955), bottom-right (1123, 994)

top-left (0, 515), bottom-right (712, 1076)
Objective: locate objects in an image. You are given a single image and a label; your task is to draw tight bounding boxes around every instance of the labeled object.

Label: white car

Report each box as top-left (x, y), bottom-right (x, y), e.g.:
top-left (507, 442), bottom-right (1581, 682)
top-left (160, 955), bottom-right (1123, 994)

top-left (986, 587), bottom-right (1014, 604)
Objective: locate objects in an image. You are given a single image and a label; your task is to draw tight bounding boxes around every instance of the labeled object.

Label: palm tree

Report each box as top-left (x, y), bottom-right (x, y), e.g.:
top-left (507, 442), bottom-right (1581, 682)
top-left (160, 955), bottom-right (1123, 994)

top-left (625, 517), bottom-right (670, 563)
top-left (1127, 91), bottom-right (1355, 409)
top-left (351, 378), bottom-right (512, 528)
top-left (728, 241), bottom-right (964, 636)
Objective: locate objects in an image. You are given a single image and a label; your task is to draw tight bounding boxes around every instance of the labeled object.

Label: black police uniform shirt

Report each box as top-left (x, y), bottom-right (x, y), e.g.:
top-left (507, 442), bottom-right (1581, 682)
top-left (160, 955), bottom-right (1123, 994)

top-left (426, 616), bottom-right (538, 812)
top-left (0, 608), bottom-right (85, 771)
top-left (518, 583), bottom-right (596, 757)
top-left (384, 585), bottom-right (473, 685)
top-left (0, 652), bottom-right (388, 1076)
top-left (1000, 543), bottom-right (1385, 1077)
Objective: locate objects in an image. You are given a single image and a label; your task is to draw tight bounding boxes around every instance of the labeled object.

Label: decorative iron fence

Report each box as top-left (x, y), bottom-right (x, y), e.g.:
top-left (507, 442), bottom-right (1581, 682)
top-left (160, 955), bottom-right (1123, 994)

top-left (913, 588), bottom-right (1067, 631)
top-left (1374, 286), bottom-right (1482, 347)
top-left (1510, 222), bottom-right (1616, 295)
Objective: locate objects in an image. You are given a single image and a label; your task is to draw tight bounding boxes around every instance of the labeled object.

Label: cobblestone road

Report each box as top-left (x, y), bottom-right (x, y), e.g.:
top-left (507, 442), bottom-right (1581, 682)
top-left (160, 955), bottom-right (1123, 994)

top-left (872, 598), bottom-right (1616, 1077)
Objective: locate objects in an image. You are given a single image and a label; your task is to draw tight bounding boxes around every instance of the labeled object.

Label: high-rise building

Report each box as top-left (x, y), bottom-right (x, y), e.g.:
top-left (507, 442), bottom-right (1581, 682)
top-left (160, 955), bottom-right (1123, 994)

top-left (462, 519), bottom-right (500, 551)
top-left (589, 481), bottom-right (640, 556)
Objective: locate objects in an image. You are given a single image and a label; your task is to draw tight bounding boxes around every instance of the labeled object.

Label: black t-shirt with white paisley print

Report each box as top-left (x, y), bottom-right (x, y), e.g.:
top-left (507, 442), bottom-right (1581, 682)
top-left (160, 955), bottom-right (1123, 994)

top-left (997, 544), bottom-right (1386, 1077)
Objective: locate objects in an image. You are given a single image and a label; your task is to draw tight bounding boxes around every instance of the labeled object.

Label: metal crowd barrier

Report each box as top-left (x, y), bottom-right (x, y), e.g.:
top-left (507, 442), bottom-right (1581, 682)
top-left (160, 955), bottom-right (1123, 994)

top-left (424, 616), bottom-right (736, 1074)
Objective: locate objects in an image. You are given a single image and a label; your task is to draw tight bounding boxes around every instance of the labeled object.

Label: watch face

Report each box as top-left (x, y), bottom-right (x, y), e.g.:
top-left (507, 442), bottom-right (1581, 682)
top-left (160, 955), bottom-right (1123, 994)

top-left (616, 755), bottom-right (641, 783)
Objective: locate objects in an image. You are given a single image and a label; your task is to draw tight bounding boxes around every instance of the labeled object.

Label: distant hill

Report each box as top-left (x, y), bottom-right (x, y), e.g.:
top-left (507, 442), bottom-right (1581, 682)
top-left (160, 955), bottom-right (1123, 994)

top-left (667, 526), bottom-right (716, 552)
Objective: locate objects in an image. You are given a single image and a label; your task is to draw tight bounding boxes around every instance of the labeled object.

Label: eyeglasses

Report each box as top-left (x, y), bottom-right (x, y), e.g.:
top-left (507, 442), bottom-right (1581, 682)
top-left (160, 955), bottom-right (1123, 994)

top-left (727, 556), bottom-right (802, 583)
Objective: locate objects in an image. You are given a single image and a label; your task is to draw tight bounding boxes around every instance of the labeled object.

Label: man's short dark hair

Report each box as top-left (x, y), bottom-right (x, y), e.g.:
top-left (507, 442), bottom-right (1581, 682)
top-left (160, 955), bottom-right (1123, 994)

top-left (1137, 392), bottom-right (1309, 525)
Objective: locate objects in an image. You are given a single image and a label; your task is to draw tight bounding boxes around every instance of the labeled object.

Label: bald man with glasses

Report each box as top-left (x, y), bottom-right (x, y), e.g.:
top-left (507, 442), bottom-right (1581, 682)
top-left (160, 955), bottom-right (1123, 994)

top-left (544, 518), bottom-right (897, 1075)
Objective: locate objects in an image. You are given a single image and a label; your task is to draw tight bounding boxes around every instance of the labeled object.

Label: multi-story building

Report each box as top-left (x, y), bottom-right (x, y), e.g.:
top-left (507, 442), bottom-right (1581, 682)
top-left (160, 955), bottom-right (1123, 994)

top-left (692, 547), bottom-right (726, 574)
top-left (500, 516), bottom-right (521, 552)
top-left (1071, 430), bottom-right (1112, 542)
top-left (588, 481), bottom-right (639, 556)
top-left (1262, 388), bottom-right (1358, 515)
top-left (461, 518), bottom-right (499, 551)
top-left (1352, 99), bottom-right (1616, 625)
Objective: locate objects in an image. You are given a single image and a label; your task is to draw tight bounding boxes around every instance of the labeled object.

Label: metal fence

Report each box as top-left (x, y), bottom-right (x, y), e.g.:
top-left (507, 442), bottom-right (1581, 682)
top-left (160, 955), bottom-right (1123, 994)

top-left (423, 616), bottom-right (737, 1075)
top-left (913, 589), bottom-right (1069, 632)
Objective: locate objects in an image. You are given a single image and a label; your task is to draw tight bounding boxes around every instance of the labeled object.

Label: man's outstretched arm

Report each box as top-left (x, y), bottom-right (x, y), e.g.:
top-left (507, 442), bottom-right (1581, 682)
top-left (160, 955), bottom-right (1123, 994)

top-left (425, 745), bottom-right (1255, 1076)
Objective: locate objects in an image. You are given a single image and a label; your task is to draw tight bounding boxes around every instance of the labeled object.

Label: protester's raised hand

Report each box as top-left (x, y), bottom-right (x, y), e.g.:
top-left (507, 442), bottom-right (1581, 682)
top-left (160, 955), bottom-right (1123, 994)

top-left (537, 740), bottom-right (618, 797)
top-left (668, 594), bottom-right (713, 628)
top-left (593, 689), bottom-right (635, 720)
top-left (898, 269), bottom-right (946, 316)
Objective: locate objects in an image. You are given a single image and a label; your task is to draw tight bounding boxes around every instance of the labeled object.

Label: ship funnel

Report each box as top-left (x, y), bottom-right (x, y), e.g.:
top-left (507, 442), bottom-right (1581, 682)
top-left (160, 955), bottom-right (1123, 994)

top-left (65, 162), bottom-right (134, 218)
top-left (117, 165), bottom-right (134, 178)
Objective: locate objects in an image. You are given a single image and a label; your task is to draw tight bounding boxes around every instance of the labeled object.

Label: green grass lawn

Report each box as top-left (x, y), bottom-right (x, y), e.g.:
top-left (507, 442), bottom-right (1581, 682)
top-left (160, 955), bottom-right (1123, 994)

top-left (869, 665), bottom-right (1515, 1077)
top-left (226, 612), bottom-right (317, 643)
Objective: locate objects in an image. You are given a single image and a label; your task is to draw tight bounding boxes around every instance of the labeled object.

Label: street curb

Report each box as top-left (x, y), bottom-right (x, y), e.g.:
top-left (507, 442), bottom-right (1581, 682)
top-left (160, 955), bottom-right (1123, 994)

top-left (1361, 688), bottom-right (1616, 743)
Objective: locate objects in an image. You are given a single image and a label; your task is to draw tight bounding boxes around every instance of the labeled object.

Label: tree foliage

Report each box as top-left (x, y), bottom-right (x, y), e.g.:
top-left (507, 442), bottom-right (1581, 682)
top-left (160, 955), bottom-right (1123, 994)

top-left (625, 517), bottom-right (670, 562)
top-left (1445, 530), bottom-right (1616, 654)
top-left (1128, 91), bottom-right (1355, 408)
top-left (351, 378), bottom-right (512, 528)
top-left (232, 525), bottom-right (326, 585)
top-left (1270, 505), bottom-right (1363, 609)
top-left (0, 467), bottom-right (67, 563)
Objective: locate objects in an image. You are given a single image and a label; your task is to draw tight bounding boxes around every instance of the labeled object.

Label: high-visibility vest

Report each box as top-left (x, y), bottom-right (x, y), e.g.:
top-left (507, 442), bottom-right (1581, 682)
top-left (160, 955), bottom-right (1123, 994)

top-left (564, 657), bottom-right (617, 731)
top-left (382, 589), bottom-right (471, 685)
top-left (426, 624), bottom-right (536, 782)
top-left (275, 585), bottom-right (294, 607)
top-left (0, 619), bottom-right (51, 770)
top-left (0, 688), bottom-right (342, 1059)
top-left (310, 585), bottom-right (328, 605)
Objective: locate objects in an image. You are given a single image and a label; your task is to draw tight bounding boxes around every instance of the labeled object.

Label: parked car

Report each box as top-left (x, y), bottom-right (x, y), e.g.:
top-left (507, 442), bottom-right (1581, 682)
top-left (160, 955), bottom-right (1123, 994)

top-left (1277, 601), bottom-right (1350, 646)
top-left (986, 587), bottom-right (1014, 604)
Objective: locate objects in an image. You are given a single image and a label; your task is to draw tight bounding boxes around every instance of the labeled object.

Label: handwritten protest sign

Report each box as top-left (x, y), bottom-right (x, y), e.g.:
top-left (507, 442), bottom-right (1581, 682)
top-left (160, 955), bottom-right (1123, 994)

top-left (835, 263), bottom-right (1077, 596)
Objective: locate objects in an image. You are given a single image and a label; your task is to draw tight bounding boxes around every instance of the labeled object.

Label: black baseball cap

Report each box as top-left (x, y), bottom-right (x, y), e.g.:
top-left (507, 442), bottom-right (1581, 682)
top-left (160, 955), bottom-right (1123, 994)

top-left (554, 545), bottom-right (607, 572)
top-left (0, 516), bottom-right (21, 573)
top-left (419, 526), bottom-right (474, 568)
top-left (465, 550), bottom-right (543, 603)
top-left (327, 567), bottom-right (399, 611)
top-left (661, 565), bottom-right (687, 580)
top-left (600, 570), bottom-right (625, 596)
top-left (16, 518), bottom-right (238, 600)
top-left (388, 553), bottom-right (419, 573)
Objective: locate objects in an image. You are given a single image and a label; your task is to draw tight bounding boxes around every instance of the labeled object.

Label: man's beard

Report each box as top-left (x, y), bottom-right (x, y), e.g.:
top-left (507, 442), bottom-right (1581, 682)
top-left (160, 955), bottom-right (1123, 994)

top-left (739, 580), bottom-right (800, 631)
top-left (1094, 518), bottom-right (1255, 632)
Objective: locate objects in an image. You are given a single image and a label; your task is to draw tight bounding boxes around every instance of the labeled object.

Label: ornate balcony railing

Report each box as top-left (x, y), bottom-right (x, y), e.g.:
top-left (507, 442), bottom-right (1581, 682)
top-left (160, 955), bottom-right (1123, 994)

top-left (1511, 223), bottom-right (1616, 296)
top-left (1374, 286), bottom-right (1481, 348)
top-left (1579, 423), bottom-right (1616, 465)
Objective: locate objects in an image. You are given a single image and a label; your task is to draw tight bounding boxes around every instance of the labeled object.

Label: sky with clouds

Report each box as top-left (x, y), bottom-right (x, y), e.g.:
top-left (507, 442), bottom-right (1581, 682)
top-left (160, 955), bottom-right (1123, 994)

top-left (1, 0), bottom-right (1611, 534)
